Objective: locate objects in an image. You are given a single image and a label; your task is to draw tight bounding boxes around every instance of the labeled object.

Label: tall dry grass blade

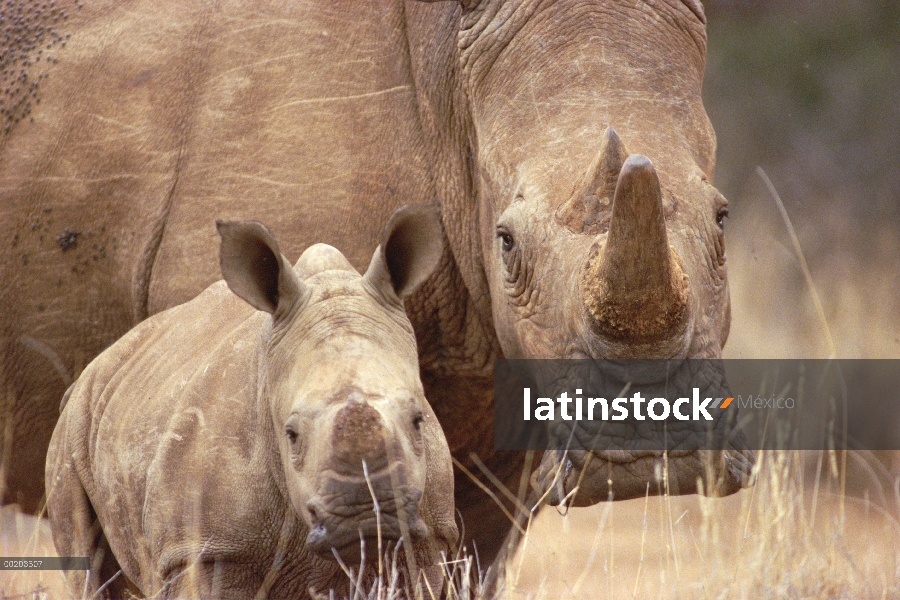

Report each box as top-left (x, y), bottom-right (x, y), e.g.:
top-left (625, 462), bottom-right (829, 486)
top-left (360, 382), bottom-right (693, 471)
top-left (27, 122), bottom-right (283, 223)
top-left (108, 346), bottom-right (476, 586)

top-left (89, 570), bottom-right (121, 600)
top-left (331, 546), bottom-right (355, 583)
top-left (382, 450), bottom-right (420, 597)
top-left (82, 553), bottom-right (90, 600)
top-left (630, 483), bottom-right (651, 599)
top-left (508, 450), bottom-right (537, 588)
top-left (516, 450), bottom-right (536, 511)
top-left (362, 460), bottom-right (384, 586)
top-left (354, 531), bottom-right (366, 600)
top-left (756, 167), bottom-right (837, 358)
top-left (467, 453), bottom-right (530, 519)
top-left (509, 511), bottom-right (536, 589)
top-left (662, 451), bottom-right (681, 582)
top-left (568, 490), bottom-right (613, 597)
top-left (450, 457), bottom-right (525, 536)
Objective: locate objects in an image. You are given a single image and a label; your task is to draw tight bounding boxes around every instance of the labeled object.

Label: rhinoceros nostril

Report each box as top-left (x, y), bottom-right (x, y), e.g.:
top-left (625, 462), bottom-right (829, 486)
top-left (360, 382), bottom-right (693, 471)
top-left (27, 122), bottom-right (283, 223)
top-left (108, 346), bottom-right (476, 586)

top-left (306, 499), bottom-right (322, 524)
top-left (305, 522), bottom-right (329, 550)
top-left (304, 499), bottom-right (333, 552)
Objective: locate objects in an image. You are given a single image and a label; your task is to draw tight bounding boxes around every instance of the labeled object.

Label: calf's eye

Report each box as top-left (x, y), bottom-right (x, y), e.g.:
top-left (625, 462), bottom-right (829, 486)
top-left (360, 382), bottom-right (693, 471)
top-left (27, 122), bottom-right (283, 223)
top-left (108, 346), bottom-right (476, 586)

top-left (285, 426), bottom-right (298, 446)
top-left (497, 227), bottom-right (515, 253)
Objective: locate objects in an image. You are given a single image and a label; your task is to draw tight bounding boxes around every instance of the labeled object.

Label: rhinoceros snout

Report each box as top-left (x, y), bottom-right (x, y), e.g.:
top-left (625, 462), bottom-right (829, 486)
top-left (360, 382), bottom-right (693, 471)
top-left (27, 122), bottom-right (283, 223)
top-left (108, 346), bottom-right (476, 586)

top-left (330, 396), bottom-right (390, 476)
top-left (303, 394), bottom-right (432, 560)
top-left (304, 479), bottom-right (428, 562)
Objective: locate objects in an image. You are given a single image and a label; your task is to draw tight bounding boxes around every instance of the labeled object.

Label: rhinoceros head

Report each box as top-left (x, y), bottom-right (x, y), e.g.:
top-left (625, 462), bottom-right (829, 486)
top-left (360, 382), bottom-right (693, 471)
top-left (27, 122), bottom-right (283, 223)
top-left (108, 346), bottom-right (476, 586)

top-left (434, 0), bottom-right (751, 501)
top-left (216, 206), bottom-right (458, 575)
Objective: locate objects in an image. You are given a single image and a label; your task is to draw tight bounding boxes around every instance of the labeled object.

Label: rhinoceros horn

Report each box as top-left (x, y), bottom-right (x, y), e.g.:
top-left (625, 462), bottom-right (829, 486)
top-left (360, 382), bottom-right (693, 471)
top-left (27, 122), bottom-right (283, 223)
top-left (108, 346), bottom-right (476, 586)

top-left (581, 126), bottom-right (629, 205)
top-left (582, 154), bottom-right (689, 346)
top-left (557, 127), bottom-right (629, 233)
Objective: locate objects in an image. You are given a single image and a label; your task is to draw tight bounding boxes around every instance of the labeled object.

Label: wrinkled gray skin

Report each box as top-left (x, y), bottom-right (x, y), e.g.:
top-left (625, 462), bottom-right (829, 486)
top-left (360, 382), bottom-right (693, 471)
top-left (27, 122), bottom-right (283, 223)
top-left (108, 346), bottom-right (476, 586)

top-left (523, 357), bottom-right (754, 507)
top-left (3, 0), bottom-right (751, 566)
top-left (46, 207), bottom-right (458, 598)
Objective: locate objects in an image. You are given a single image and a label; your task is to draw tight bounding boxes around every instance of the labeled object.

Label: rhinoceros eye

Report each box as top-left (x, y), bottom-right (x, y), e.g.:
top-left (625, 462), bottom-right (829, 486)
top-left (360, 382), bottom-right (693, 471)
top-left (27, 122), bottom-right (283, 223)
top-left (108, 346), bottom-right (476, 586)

top-left (497, 227), bottom-right (515, 254)
top-left (412, 411), bottom-right (425, 431)
top-left (716, 207), bottom-right (729, 229)
top-left (285, 425), bottom-right (299, 447)
top-left (496, 225), bottom-right (521, 276)
top-left (284, 419), bottom-right (305, 468)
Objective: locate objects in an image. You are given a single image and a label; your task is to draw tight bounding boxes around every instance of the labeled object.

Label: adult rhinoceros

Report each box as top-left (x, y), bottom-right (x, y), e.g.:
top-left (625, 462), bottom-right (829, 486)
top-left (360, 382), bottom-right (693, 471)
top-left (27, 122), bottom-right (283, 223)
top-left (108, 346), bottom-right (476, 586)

top-left (1, 0), bottom-right (751, 564)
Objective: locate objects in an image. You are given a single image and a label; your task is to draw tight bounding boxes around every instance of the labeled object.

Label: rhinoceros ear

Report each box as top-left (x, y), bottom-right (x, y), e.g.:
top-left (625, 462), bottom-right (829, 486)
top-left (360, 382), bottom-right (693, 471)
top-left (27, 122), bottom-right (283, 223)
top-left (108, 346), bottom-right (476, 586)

top-left (364, 204), bottom-right (443, 302)
top-left (217, 220), bottom-right (306, 316)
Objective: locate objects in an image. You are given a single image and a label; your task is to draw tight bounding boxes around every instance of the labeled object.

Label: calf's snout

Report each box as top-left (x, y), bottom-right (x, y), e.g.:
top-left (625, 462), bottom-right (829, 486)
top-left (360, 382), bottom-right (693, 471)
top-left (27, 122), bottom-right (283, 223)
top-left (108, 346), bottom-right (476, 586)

top-left (304, 465), bottom-right (429, 561)
top-left (330, 396), bottom-right (389, 476)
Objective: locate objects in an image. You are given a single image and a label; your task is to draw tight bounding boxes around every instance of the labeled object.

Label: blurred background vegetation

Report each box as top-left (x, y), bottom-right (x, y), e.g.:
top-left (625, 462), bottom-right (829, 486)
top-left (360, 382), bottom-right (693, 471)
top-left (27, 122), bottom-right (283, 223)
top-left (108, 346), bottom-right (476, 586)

top-left (702, 0), bottom-right (900, 358)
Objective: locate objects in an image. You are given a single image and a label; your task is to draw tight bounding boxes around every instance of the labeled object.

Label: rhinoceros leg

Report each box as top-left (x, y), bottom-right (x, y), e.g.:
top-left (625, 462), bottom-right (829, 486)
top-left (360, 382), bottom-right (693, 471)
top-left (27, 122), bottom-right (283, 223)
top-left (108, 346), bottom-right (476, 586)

top-left (46, 411), bottom-right (138, 598)
top-left (159, 561), bottom-right (262, 600)
top-left (1, 335), bottom-right (68, 513)
top-left (420, 372), bottom-right (525, 562)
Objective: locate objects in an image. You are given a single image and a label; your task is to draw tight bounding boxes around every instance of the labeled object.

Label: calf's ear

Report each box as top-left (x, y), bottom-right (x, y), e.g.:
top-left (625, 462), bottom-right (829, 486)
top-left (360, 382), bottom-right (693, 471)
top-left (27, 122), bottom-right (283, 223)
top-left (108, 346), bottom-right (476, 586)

top-left (364, 204), bottom-right (443, 302)
top-left (217, 220), bottom-right (306, 316)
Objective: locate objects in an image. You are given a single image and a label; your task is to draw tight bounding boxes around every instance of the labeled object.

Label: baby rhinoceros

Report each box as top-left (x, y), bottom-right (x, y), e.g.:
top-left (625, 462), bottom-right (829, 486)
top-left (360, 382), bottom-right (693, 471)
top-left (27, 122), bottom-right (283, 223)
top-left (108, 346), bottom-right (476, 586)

top-left (45, 206), bottom-right (458, 599)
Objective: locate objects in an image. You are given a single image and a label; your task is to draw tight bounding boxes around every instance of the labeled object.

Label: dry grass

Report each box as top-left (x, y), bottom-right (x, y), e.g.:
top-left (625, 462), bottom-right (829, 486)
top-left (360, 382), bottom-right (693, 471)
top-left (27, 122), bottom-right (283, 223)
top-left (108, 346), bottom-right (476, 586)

top-left (507, 453), bottom-right (900, 599)
top-left (0, 506), bottom-right (68, 599)
top-left (3, 453), bottom-right (899, 599)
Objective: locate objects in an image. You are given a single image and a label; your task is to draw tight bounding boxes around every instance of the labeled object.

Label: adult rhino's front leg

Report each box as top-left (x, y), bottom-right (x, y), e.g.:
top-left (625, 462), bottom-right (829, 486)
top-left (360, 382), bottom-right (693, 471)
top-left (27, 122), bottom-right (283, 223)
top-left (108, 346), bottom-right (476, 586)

top-left (421, 371), bottom-right (534, 566)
